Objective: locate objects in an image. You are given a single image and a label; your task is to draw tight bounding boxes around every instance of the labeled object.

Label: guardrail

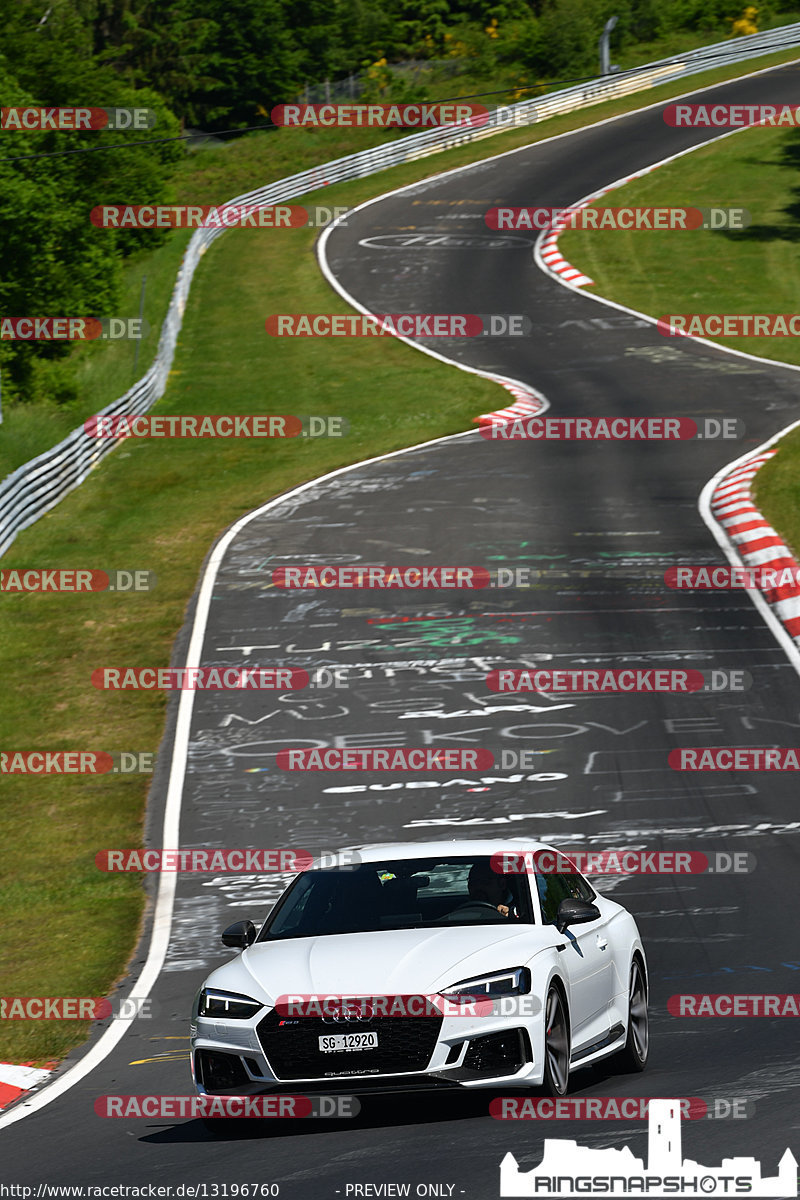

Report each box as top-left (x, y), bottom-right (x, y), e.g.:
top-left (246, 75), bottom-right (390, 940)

top-left (2, 22), bottom-right (800, 557)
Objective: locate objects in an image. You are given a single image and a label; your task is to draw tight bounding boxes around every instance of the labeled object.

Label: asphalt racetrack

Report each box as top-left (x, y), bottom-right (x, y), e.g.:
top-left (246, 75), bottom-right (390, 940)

top-left (2, 60), bottom-right (800, 1194)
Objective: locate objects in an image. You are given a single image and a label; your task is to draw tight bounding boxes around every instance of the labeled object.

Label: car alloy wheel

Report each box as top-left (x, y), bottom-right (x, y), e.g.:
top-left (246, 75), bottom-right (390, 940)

top-left (628, 959), bottom-right (649, 1067)
top-left (542, 986), bottom-right (570, 1096)
top-left (614, 957), bottom-right (649, 1073)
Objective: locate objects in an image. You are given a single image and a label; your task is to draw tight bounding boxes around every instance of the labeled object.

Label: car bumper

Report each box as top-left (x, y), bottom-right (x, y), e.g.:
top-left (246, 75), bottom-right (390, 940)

top-left (191, 1010), bottom-right (543, 1094)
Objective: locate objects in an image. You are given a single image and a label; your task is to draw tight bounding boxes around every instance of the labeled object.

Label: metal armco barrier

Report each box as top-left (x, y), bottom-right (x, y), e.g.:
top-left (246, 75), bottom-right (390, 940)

top-left (2, 23), bottom-right (800, 558)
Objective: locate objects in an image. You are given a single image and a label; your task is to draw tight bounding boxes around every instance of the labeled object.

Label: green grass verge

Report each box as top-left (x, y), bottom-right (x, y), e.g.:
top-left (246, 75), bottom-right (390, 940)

top-left (3, 43), bottom-right (800, 1068)
top-left (559, 122), bottom-right (800, 365)
top-left (752, 426), bottom-right (800, 562)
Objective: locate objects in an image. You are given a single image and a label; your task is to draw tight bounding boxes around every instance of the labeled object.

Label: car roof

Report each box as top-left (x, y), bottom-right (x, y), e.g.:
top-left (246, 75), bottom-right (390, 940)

top-left (310, 837), bottom-right (559, 867)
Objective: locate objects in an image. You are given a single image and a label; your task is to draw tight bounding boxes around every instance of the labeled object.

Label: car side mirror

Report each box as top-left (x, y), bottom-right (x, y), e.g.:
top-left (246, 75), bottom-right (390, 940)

top-left (221, 919), bottom-right (257, 948)
top-left (556, 898), bottom-right (600, 934)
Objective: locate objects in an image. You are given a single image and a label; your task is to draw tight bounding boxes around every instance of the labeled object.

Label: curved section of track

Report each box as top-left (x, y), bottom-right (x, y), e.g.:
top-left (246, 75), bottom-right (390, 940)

top-left (2, 61), bottom-right (800, 1192)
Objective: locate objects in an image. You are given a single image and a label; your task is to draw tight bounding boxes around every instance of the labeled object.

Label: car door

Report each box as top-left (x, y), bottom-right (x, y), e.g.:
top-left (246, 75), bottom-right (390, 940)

top-left (534, 869), bottom-right (615, 1051)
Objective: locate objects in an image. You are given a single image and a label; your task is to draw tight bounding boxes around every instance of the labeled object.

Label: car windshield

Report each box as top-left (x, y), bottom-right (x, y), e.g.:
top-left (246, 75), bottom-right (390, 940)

top-left (258, 856), bottom-right (534, 940)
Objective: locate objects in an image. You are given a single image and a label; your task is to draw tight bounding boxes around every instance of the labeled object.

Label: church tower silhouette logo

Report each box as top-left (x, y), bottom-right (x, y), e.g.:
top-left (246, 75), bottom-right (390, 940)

top-left (500, 1099), bottom-right (797, 1197)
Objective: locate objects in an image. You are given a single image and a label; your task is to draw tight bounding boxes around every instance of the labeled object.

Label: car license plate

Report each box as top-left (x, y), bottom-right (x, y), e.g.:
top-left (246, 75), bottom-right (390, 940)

top-left (318, 1032), bottom-right (378, 1053)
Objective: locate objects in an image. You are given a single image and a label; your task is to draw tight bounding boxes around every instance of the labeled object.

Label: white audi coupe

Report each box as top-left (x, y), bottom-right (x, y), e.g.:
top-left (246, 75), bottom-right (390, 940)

top-left (190, 839), bottom-right (648, 1098)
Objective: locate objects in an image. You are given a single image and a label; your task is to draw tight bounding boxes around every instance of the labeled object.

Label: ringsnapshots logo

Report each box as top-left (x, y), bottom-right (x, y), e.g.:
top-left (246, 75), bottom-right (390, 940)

top-left (499, 1098), bottom-right (797, 1197)
top-left (84, 414), bottom-right (346, 438)
top-left (271, 103), bottom-right (488, 128)
top-left (265, 314), bottom-right (531, 337)
top-left (1, 107), bottom-right (156, 130)
top-left (481, 417), bottom-right (744, 441)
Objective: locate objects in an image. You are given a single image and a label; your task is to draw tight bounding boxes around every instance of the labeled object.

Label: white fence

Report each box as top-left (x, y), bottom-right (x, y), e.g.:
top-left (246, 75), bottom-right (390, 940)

top-left (2, 22), bottom-right (800, 557)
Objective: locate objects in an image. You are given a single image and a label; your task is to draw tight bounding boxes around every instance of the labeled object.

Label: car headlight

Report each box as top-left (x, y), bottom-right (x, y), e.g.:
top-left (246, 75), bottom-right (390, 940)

top-left (440, 966), bottom-right (531, 1001)
top-left (198, 988), bottom-right (264, 1019)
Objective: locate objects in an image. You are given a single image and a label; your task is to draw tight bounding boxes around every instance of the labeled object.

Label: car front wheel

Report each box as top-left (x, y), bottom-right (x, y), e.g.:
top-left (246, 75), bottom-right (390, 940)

top-left (541, 985), bottom-right (570, 1096)
top-left (615, 958), bottom-right (649, 1072)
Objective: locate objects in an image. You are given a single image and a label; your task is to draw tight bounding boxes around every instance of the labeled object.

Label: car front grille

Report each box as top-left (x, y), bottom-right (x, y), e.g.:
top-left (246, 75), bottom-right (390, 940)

top-left (257, 1010), bottom-right (444, 1080)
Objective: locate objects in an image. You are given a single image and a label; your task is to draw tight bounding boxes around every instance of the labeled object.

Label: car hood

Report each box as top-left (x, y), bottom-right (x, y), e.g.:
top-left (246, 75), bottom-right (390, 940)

top-left (203, 926), bottom-right (554, 1004)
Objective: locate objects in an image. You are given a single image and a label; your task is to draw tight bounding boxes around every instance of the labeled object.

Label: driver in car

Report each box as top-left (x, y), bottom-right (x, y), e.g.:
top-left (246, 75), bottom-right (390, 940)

top-left (467, 861), bottom-right (516, 918)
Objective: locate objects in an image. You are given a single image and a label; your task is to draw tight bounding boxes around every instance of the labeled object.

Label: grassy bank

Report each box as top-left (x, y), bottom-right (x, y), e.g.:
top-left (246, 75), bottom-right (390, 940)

top-left (559, 123), bottom-right (800, 366)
